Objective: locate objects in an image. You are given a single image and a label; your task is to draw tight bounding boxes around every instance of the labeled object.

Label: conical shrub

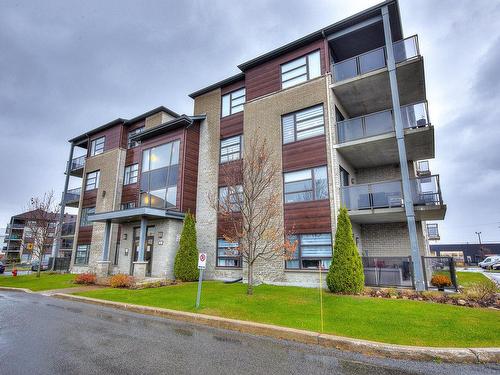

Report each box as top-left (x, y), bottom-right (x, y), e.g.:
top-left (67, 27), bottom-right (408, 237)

top-left (174, 212), bottom-right (199, 281)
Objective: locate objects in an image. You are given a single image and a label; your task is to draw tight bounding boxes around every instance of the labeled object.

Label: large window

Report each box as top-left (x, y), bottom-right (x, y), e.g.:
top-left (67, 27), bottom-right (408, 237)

top-left (286, 233), bottom-right (332, 270)
top-left (219, 185), bottom-right (243, 212)
top-left (80, 207), bottom-right (95, 227)
top-left (90, 136), bottom-right (105, 156)
top-left (85, 170), bottom-right (100, 191)
top-left (282, 105), bottom-right (324, 144)
top-left (128, 126), bottom-right (144, 148)
top-left (140, 140), bottom-right (180, 208)
top-left (284, 166), bottom-right (328, 203)
top-left (220, 135), bottom-right (242, 163)
top-left (74, 244), bottom-right (90, 265)
top-left (124, 164), bottom-right (139, 185)
top-left (281, 50), bottom-right (321, 89)
top-left (222, 88), bottom-right (245, 117)
top-left (217, 239), bottom-right (241, 268)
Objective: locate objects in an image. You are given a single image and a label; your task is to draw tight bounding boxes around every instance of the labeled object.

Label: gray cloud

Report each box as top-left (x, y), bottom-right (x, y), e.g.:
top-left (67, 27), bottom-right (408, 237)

top-left (1, 0), bottom-right (499, 244)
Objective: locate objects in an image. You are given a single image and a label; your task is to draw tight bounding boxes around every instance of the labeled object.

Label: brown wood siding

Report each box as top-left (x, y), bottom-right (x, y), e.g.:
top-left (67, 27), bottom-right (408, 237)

top-left (221, 79), bottom-right (245, 95)
top-left (217, 213), bottom-right (242, 237)
top-left (121, 183), bottom-right (139, 206)
top-left (180, 124), bottom-right (200, 213)
top-left (121, 120), bottom-right (146, 149)
top-left (284, 199), bottom-right (331, 233)
top-left (77, 226), bottom-right (93, 245)
top-left (245, 39), bottom-right (326, 101)
top-left (218, 159), bottom-right (243, 187)
top-left (82, 189), bottom-right (97, 207)
top-left (282, 135), bottom-right (327, 172)
top-left (87, 124), bottom-right (123, 156)
top-left (220, 112), bottom-right (244, 138)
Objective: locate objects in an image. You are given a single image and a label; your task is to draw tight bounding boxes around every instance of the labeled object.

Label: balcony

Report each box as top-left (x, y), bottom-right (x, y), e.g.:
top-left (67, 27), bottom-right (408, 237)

top-left (427, 223), bottom-right (440, 240)
top-left (60, 238), bottom-right (74, 250)
top-left (334, 102), bottom-right (434, 168)
top-left (67, 155), bottom-right (85, 177)
top-left (331, 35), bottom-right (425, 117)
top-left (64, 187), bottom-right (81, 207)
top-left (61, 221), bottom-right (76, 237)
top-left (341, 175), bottom-right (446, 223)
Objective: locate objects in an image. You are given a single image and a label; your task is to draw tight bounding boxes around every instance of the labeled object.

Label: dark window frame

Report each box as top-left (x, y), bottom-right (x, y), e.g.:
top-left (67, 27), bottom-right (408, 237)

top-left (80, 207), bottom-right (95, 227)
top-left (220, 135), bottom-right (242, 164)
top-left (74, 244), bottom-right (90, 265)
top-left (285, 233), bottom-right (332, 270)
top-left (128, 126), bottom-right (145, 148)
top-left (283, 166), bottom-right (329, 204)
top-left (85, 170), bottom-right (100, 191)
top-left (120, 202), bottom-right (137, 210)
top-left (280, 50), bottom-right (321, 89)
top-left (90, 136), bottom-right (105, 156)
top-left (282, 104), bottom-right (325, 144)
top-left (221, 87), bottom-right (246, 117)
top-left (218, 185), bottom-right (243, 212)
top-left (216, 238), bottom-right (242, 268)
top-left (124, 163), bottom-right (139, 185)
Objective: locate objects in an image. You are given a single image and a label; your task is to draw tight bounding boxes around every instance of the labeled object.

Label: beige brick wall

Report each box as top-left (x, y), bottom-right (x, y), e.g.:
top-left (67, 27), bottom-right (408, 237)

top-left (145, 111), bottom-right (176, 130)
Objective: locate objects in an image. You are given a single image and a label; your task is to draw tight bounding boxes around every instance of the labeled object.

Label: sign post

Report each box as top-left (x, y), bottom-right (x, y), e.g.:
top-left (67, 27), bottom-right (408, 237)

top-left (196, 252), bottom-right (207, 309)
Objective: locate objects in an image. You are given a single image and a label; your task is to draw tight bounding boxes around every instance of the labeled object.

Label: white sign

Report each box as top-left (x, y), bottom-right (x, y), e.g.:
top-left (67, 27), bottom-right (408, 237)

top-left (198, 252), bottom-right (207, 269)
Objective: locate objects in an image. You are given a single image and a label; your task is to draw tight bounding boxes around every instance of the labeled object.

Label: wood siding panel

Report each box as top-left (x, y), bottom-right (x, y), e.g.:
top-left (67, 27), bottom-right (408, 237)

top-left (77, 226), bottom-right (93, 245)
top-left (221, 79), bottom-right (245, 95)
top-left (82, 190), bottom-right (97, 207)
top-left (282, 135), bottom-right (327, 172)
top-left (121, 184), bottom-right (139, 206)
top-left (217, 213), bottom-right (242, 237)
top-left (284, 199), bottom-right (331, 234)
top-left (220, 112), bottom-right (244, 138)
top-left (180, 124), bottom-right (200, 213)
top-left (87, 124), bottom-right (123, 156)
top-left (218, 159), bottom-right (243, 187)
top-left (245, 39), bottom-right (326, 101)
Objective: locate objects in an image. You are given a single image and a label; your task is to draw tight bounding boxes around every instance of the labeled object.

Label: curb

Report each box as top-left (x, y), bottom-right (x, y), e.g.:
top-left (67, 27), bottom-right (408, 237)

top-left (52, 293), bottom-right (499, 364)
top-left (0, 286), bottom-right (34, 293)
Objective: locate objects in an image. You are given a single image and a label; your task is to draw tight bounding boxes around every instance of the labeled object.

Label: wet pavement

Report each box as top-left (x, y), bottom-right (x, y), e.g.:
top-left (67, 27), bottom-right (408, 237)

top-left (0, 290), bottom-right (498, 375)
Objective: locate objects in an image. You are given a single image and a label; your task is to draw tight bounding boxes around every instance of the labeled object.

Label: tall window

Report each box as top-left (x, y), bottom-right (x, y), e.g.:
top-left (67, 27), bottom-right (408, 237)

top-left (140, 140), bottom-right (180, 208)
top-left (284, 166), bottom-right (328, 203)
top-left (282, 105), bottom-right (324, 144)
top-left (80, 207), bottom-right (95, 227)
top-left (220, 135), bottom-right (242, 163)
top-left (217, 239), bottom-right (241, 268)
top-left (219, 185), bottom-right (243, 212)
top-left (74, 244), bottom-right (90, 265)
top-left (90, 136), bottom-right (105, 156)
top-left (340, 166), bottom-right (350, 187)
top-left (124, 164), bottom-right (139, 185)
top-left (222, 88), bottom-right (245, 117)
top-left (85, 171), bottom-right (100, 191)
top-left (128, 126), bottom-right (144, 148)
top-left (286, 233), bottom-right (332, 269)
top-left (281, 50), bottom-right (321, 89)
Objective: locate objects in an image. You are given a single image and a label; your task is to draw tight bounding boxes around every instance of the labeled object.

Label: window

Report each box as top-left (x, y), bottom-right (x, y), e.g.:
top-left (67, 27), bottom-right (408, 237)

top-left (286, 233), bottom-right (332, 269)
top-left (113, 242), bottom-right (120, 265)
top-left (120, 202), bottom-right (136, 210)
top-left (80, 207), bottom-right (95, 227)
top-left (217, 239), bottom-right (241, 268)
top-left (74, 244), bottom-right (90, 265)
top-left (85, 171), bottom-right (100, 191)
top-left (90, 136), bottom-right (105, 156)
top-left (222, 88), bottom-right (245, 117)
top-left (124, 164), bottom-right (139, 185)
top-left (281, 50), bottom-right (321, 89)
top-left (140, 140), bottom-right (180, 209)
top-left (340, 167), bottom-right (350, 187)
top-left (219, 185), bottom-right (243, 212)
top-left (282, 105), bottom-right (324, 144)
top-left (284, 166), bottom-right (328, 203)
top-left (220, 135), bottom-right (242, 163)
top-left (128, 127), bottom-right (144, 148)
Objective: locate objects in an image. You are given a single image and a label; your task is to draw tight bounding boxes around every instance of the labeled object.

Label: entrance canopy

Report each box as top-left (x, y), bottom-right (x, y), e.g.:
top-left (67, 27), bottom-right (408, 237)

top-left (88, 207), bottom-right (185, 224)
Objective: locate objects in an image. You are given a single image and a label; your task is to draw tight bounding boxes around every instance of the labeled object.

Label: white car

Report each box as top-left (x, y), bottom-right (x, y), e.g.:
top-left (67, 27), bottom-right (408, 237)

top-left (478, 256), bottom-right (500, 269)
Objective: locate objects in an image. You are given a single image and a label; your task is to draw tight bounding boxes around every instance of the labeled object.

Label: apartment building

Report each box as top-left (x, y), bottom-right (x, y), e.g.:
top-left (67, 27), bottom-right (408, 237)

top-left (3, 210), bottom-right (76, 262)
top-left (61, 0), bottom-right (445, 290)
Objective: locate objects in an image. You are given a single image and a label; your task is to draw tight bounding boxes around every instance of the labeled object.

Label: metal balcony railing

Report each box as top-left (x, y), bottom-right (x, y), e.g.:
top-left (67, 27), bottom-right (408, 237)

top-left (341, 175), bottom-right (443, 211)
top-left (332, 35), bottom-right (420, 82)
top-left (68, 156), bottom-right (85, 172)
top-left (426, 223), bottom-right (440, 239)
top-left (336, 101), bottom-right (430, 143)
top-left (64, 187), bottom-right (81, 203)
top-left (61, 221), bottom-right (76, 236)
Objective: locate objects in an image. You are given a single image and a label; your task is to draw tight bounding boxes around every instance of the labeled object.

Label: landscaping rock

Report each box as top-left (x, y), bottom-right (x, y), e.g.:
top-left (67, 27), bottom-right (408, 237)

top-left (457, 299), bottom-right (467, 306)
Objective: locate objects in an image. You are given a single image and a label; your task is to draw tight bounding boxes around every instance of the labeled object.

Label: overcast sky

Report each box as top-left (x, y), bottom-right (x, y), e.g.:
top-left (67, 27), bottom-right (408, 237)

top-left (1, 0), bottom-right (499, 244)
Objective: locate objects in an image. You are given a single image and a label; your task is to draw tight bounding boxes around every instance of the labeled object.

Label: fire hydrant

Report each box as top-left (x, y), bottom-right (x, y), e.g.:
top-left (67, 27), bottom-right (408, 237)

top-left (12, 269), bottom-right (17, 277)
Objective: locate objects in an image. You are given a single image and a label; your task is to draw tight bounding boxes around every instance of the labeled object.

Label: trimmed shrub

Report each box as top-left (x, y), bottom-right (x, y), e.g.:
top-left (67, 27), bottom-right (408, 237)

top-left (174, 212), bottom-right (199, 281)
top-left (110, 273), bottom-right (134, 288)
top-left (464, 279), bottom-right (498, 302)
top-left (327, 207), bottom-right (364, 293)
top-left (74, 273), bottom-right (97, 285)
top-left (430, 274), bottom-right (452, 288)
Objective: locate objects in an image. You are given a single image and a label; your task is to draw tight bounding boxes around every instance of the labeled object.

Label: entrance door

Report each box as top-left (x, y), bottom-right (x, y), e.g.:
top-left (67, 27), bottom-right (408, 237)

top-left (130, 226), bottom-right (155, 276)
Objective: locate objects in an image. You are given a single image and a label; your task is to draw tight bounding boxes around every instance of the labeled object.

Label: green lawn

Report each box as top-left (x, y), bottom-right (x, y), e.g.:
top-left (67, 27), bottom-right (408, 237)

top-left (0, 273), bottom-right (75, 291)
top-left (456, 271), bottom-right (489, 287)
top-left (76, 282), bottom-right (500, 347)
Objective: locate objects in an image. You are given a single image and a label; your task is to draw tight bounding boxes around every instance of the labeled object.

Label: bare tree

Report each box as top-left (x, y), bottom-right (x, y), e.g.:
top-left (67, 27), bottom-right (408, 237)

top-left (211, 133), bottom-right (296, 295)
top-left (21, 191), bottom-right (60, 278)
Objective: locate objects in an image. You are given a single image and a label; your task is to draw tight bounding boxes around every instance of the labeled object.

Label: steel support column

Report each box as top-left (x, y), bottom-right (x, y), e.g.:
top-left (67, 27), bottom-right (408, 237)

top-left (137, 217), bottom-right (148, 262)
top-left (382, 5), bottom-right (425, 291)
top-left (102, 220), bottom-right (112, 261)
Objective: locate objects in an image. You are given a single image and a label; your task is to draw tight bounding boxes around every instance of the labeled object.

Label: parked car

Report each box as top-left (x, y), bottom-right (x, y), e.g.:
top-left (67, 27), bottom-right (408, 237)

top-left (31, 260), bottom-right (49, 271)
top-left (492, 262), bottom-right (500, 270)
top-left (0, 261), bottom-right (5, 274)
top-left (478, 256), bottom-right (500, 269)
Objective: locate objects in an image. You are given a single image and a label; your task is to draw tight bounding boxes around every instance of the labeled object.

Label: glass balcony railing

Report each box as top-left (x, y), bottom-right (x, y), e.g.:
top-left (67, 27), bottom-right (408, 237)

top-left (426, 223), bottom-right (440, 239)
top-left (336, 102), bottom-right (429, 143)
top-left (64, 188), bottom-right (81, 204)
top-left (61, 221), bottom-right (76, 236)
top-left (341, 175), bottom-right (442, 211)
top-left (332, 35), bottom-right (420, 82)
top-left (68, 156), bottom-right (85, 171)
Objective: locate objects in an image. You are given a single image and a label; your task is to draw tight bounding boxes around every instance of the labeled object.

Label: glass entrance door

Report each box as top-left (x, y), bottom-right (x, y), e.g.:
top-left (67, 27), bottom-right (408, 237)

top-left (130, 226), bottom-right (155, 276)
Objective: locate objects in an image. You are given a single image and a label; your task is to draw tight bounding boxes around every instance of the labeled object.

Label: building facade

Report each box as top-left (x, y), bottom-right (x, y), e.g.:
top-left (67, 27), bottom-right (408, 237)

top-left (61, 0), bottom-right (446, 288)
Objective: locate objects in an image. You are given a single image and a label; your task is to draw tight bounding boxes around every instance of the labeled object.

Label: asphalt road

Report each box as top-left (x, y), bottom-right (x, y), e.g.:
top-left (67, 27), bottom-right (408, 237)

top-left (0, 291), bottom-right (498, 375)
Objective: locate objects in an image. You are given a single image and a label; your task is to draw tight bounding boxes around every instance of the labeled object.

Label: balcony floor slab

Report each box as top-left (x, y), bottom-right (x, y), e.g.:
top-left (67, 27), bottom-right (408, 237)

top-left (348, 204), bottom-right (446, 224)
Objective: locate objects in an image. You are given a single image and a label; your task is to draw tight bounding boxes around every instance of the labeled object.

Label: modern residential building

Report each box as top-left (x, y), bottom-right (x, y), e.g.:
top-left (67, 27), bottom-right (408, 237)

top-left (61, 0), bottom-right (445, 289)
top-left (2, 210), bottom-right (76, 263)
top-left (431, 244), bottom-right (500, 265)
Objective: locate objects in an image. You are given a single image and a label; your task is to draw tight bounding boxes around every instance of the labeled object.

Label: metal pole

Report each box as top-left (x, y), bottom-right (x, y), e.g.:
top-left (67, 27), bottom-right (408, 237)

top-left (382, 6), bottom-right (425, 291)
top-left (196, 268), bottom-right (204, 308)
top-left (475, 231), bottom-right (482, 245)
top-left (52, 143), bottom-right (75, 270)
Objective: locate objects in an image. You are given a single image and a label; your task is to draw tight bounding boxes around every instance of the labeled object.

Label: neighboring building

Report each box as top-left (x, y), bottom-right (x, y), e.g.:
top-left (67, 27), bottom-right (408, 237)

top-left (61, 0), bottom-right (446, 289)
top-left (431, 244), bottom-right (500, 265)
top-left (2, 210), bottom-right (76, 263)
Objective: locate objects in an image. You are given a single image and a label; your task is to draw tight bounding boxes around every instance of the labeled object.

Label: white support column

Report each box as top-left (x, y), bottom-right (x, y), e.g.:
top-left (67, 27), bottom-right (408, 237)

top-left (382, 5), bottom-right (425, 291)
